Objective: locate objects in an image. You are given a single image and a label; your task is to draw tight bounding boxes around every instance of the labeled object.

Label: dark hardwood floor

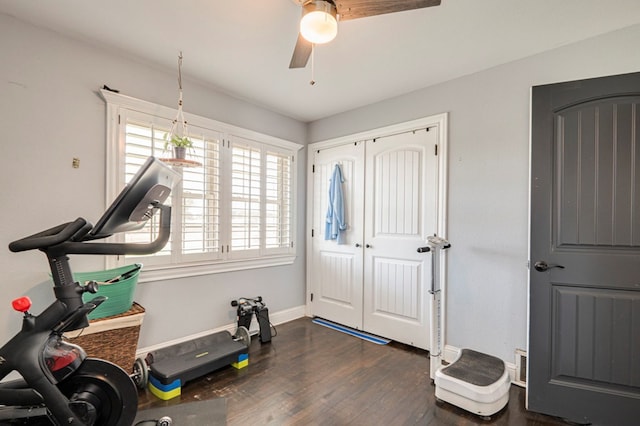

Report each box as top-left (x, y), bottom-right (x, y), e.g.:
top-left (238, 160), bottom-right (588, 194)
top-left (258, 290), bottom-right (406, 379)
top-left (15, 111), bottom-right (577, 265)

top-left (138, 318), bottom-right (570, 425)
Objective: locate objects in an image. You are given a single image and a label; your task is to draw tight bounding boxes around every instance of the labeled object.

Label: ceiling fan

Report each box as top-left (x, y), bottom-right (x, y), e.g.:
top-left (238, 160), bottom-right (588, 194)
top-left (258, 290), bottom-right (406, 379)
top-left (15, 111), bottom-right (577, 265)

top-left (289, 0), bottom-right (442, 69)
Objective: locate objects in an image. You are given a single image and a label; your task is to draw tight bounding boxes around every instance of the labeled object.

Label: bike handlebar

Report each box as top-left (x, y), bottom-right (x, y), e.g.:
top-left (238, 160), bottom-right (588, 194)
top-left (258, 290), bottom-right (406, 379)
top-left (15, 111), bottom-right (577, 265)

top-left (9, 205), bottom-right (171, 258)
top-left (9, 218), bottom-right (88, 253)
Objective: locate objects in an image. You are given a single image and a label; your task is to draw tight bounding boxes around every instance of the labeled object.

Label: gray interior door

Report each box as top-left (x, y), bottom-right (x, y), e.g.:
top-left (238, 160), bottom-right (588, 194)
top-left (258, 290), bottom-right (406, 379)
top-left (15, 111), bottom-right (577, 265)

top-left (529, 72), bottom-right (640, 425)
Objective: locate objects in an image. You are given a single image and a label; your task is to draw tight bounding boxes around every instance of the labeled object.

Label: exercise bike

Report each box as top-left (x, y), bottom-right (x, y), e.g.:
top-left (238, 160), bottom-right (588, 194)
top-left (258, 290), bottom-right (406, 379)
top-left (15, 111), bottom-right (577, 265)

top-left (0, 157), bottom-right (180, 425)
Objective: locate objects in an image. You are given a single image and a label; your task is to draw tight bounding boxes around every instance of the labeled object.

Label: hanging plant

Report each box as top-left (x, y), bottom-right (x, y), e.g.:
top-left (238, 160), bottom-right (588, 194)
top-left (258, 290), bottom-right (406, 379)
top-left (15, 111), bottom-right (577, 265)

top-left (164, 134), bottom-right (193, 160)
top-left (164, 133), bottom-right (193, 150)
top-left (160, 52), bottom-right (201, 167)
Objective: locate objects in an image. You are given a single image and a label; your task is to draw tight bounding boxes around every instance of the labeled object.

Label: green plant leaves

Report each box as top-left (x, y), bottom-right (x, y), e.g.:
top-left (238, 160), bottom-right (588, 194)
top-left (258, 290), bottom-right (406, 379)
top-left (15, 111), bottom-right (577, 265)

top-left (164, 133), bottom-right (193, 150)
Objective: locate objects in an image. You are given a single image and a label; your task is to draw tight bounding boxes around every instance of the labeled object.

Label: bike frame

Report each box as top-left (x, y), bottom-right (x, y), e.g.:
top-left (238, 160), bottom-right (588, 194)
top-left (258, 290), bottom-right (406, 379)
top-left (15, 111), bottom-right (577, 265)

top-left (0, 204), bottom-right (171, 425)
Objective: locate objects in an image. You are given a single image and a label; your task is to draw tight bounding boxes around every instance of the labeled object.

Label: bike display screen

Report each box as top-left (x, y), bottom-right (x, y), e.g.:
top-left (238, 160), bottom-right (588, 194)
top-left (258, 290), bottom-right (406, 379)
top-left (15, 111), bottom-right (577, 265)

top-left (89, 157), bottom-right (181, 238)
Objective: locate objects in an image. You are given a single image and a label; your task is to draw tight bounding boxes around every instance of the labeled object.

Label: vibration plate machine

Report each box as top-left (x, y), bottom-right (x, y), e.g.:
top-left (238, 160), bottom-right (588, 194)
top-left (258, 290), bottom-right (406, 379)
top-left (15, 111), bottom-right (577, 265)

top-left (422, 236), bottom-right (511, 419)
top-left (0, 157), bottom-right (181, 425)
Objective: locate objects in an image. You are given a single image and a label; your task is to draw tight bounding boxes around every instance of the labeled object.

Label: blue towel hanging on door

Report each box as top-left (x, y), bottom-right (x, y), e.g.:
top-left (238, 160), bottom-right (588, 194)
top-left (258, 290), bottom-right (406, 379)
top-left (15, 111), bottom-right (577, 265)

top-left (325, 164), bottom-right (346, 244)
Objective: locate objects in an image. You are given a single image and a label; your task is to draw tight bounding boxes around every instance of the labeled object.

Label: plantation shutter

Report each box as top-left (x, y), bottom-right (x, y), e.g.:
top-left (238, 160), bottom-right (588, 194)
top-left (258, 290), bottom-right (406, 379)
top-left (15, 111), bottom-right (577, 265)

top-left (265, 150), bottom-right (293, 254)
top-left (123, 118), bottom-right (172, 258)
top-left (230, 138), bottom-right (262, 256)
top-left (177, 125), bottom-right (222, 262)
top-left (227, 138), bottom-right (294, 258)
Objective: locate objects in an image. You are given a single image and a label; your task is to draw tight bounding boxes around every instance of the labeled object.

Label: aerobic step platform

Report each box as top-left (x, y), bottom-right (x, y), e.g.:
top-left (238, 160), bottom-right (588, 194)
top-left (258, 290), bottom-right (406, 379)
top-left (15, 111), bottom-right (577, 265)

top-left (434, 349), bottom-right (510, 418)
top-left (147, 330), bottom-right (248, 400)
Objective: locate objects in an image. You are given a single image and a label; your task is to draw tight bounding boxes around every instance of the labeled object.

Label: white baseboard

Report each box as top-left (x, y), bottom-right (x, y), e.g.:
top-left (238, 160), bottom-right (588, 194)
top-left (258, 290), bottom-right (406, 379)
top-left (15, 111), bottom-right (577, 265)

top-left (442, 345), bottom-right (517, 385)
top-left (136, 305), bottom-right (306, 359)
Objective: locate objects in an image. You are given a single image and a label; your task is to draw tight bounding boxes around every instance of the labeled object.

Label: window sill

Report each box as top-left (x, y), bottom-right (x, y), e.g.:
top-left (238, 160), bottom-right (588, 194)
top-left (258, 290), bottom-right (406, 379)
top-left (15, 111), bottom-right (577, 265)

top-left (135, 255), bottom-right (297, 283)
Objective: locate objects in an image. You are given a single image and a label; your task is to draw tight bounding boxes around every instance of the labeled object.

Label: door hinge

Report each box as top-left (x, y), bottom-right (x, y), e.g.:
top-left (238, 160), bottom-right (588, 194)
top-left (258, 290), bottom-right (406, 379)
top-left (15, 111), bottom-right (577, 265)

top-left (311, 229), bottom-right (314, 237)
top-left (310, 293), bottom-right (314, 302)
top-left (118, 114), bottom-right (121, 124)
top-left (312, 164), bottom-right (315, 173)
top-left (291, 241), bottom-right (294, 248)
top-left (435, 145), bottom-right (438, 156)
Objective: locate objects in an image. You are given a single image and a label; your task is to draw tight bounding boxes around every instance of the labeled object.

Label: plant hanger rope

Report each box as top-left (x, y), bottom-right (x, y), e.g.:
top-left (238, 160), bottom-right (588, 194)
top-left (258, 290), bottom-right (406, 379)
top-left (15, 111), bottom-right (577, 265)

top-left (168, 51), bottom-right (188, 143)
top-left (161, 51), bottom-right (201, 167)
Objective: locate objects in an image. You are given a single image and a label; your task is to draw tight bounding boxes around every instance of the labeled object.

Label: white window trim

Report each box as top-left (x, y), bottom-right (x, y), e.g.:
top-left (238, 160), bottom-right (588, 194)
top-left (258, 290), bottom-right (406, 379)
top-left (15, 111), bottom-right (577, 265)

top-left (100, 89), bottom-right (302, 282)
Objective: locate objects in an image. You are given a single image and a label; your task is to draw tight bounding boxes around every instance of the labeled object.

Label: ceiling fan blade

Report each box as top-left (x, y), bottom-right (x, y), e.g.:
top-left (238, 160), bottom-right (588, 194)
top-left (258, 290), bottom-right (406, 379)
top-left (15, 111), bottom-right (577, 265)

top-left (289, 33), bottom-right (313, 69)
top-left (336, 0), bottom-right (441, 21)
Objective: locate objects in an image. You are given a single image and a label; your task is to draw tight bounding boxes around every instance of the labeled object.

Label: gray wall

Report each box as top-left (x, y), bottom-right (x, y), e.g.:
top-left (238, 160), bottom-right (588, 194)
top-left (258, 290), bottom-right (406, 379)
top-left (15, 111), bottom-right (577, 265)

top-left (0, 13), bottom-right (307, 348)
top-left (309, 24), bottom-right (640, 362)
top-left (3, 9), bottom-right (640, 366)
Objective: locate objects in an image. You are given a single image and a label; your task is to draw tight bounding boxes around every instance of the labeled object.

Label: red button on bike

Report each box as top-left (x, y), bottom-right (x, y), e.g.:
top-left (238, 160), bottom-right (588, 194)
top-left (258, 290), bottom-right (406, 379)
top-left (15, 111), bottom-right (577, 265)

top-left (12, 296), bottom-right (32, 313)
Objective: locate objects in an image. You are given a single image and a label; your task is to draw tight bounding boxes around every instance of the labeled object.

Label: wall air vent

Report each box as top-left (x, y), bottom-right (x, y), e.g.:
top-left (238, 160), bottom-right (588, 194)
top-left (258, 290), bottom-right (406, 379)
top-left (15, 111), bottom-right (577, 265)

top-left (514, 348), bottom-right (527, 387)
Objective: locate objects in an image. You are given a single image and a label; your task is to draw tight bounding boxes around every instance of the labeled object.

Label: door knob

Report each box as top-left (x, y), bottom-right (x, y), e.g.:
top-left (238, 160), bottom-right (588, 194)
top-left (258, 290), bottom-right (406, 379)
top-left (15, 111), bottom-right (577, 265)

top-left (355, 243), bottom-right (361, 248)
top-left (417, 247), bottom-right (431, 253)
top-left (366, 244), bottom-right (372, 248)
top-left (534, 261), bottom-right (565, 272)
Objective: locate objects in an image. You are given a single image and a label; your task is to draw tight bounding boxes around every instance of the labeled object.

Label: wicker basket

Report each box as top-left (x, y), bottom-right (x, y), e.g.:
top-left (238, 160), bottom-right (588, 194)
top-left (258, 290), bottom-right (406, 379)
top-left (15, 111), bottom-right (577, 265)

top-left (65, 302), bottom-right (145, 373)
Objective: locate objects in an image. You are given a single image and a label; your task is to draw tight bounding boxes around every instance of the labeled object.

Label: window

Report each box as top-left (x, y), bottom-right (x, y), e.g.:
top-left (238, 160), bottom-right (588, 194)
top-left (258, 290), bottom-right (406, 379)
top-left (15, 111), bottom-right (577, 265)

top-left (101, 90), bottom-right (300, 280)
top-left (228, 138), bottom-right (294, 258)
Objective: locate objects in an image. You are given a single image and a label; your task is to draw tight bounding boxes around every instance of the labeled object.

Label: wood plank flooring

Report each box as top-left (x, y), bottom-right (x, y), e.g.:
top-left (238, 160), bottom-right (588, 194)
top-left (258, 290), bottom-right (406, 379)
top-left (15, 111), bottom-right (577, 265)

top-left (137, 317), bottom-right (570, 425)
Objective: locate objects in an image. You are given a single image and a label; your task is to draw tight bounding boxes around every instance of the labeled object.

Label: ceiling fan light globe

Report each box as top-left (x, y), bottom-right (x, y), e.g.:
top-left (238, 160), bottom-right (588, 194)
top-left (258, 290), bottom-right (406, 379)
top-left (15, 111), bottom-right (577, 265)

top-left (300, 2), bottom-right (338, 44)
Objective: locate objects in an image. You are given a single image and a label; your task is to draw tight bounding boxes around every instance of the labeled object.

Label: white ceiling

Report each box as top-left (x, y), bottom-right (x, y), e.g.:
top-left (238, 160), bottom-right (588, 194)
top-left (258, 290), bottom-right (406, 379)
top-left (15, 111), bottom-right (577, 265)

top-left (2, 0), bottom-right (640, 122)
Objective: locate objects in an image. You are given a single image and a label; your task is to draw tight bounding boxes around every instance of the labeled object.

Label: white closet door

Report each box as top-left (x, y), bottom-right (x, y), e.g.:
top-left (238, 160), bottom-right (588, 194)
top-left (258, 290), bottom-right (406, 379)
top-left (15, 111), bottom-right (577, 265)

top-left (310, 142), bottom-right (365, 330)
top-left (362, 129), bottom-right (439, 349)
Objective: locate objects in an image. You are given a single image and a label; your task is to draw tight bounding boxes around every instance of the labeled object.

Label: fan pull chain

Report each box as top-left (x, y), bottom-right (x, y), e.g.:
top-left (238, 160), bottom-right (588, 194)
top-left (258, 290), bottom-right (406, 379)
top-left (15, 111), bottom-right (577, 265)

top-left (310, 44), bottom-right (316, 86)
